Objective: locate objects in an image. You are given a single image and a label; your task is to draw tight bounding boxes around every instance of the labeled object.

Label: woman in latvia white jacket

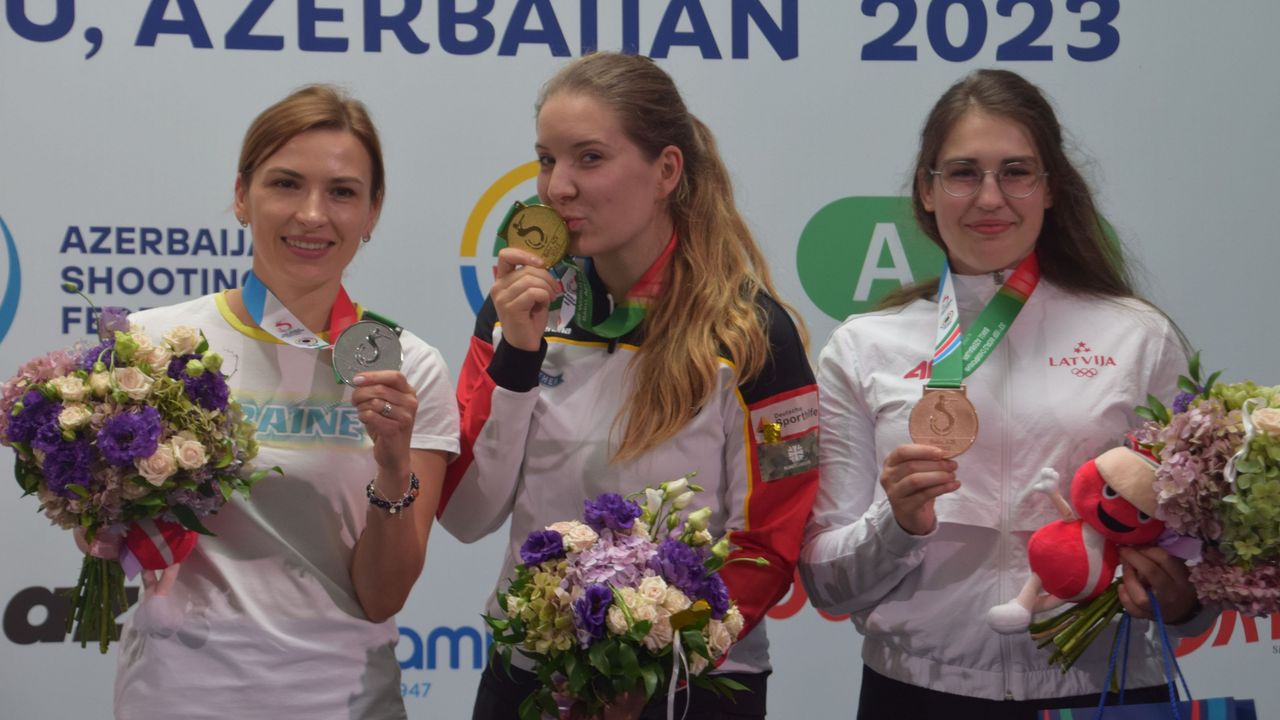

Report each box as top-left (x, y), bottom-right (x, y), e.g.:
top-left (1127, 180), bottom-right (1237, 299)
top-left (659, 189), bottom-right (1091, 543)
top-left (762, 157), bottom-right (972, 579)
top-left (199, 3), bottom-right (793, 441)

top-left (799, 69), bottom-right (1212, 720)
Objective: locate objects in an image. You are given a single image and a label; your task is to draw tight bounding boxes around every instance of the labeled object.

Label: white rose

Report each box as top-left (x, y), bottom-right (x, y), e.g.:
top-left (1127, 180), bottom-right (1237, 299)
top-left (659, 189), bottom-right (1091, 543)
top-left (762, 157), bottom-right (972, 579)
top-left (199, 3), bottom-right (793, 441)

top-left (49, 376), bottom-right (87, 402)
top-left (630, 601), bottom-right (658, 625)
top-left (136, 343), bottom-right (172, 371)
top-left (170, 433), bottom-right (209, 470)
top-left (128, 330), bottom-right (155, 354)
top-left (662, 587), bottom-right (691, 614)
top-left (638, 575), bottom-right (668, 604)
top-left (546, 520), bottom-right (599, 552)
top-left (135, 445), bottom-right (178, 486)
top-left (58, 403), bottom-right (92, 430)
top-left (643, 613), bottom-right (674, 652)
top-left (690, 529), bottom-right (714, 547)
top-left (606, 605), bottom-right (629, 635)
top-left (1252, 407), bottom-right (1280, 437)
top-left (112, 367), bottom-right (154, 400)
top-left (722, 607), bottom-right (744, 639)
top-left (163, 326), bottom-right (201, 356)
top-left (88, 372), bottom-right (111, 397)
top-left (705, 619), bottom-right (733, 658)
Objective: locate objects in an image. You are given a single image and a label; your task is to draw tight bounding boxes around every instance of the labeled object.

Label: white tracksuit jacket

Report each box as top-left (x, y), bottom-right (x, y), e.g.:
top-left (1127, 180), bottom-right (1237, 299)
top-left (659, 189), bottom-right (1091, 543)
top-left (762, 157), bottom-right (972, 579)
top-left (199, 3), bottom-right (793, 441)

top-left (800, 272), bottom-right (1214, 702)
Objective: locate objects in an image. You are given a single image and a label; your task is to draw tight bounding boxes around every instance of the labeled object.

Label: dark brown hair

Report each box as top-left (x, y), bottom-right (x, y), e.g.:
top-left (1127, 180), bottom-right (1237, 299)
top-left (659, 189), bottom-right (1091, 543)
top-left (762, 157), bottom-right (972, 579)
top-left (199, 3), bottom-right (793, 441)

top-left (882, 69), bottom-right (1134, 308)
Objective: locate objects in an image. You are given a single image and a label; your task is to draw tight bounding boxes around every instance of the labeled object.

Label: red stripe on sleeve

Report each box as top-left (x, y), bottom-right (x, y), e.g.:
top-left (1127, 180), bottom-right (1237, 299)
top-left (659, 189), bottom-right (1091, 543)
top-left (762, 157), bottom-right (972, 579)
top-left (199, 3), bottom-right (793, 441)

top-left (437, 335), bottom-right (497, 516)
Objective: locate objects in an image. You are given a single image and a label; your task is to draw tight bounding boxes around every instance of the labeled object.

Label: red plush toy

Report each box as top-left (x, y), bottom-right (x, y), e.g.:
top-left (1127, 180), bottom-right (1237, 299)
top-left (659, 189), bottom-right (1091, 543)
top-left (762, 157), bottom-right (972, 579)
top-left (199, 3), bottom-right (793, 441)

top-left (988, 445), bottom-right (1164, 633)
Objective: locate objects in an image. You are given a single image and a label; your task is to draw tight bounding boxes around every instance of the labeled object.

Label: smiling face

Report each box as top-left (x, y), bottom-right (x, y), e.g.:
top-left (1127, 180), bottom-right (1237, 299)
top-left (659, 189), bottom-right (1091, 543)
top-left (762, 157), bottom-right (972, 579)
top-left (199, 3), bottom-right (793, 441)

top-left (234, 129), bottom-right (380, 300)
top-left (921, 110), bottom-right (1052, 275)
top-left (534, 92), bottom-right (681, 276)
top-left (1070, 458), bottom-right (1165, 545)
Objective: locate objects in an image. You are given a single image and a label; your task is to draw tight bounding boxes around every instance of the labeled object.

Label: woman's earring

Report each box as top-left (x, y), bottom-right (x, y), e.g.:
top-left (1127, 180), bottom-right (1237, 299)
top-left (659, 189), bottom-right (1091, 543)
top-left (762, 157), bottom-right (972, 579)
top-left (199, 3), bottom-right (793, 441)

top-left (237, 217), bottom-right (247, 228)
top-left (362, 234), bottom-right (372, 244)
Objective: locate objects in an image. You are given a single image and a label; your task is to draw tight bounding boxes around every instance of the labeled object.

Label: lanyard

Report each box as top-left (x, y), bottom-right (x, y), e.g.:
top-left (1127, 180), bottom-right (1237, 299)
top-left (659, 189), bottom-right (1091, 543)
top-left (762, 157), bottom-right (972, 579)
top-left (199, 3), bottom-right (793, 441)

top-left (926, 253), bottom-right (1040, 389)
top-left (559, 231), bottom-right (675, 339)
top-left (241, 270), bottom-right (359, 350)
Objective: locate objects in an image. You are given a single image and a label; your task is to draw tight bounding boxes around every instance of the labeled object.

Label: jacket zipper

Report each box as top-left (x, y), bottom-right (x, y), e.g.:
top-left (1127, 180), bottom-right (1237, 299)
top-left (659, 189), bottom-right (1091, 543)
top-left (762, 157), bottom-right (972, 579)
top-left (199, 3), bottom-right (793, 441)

top-left (998, 336), bottom-right (1014, 700)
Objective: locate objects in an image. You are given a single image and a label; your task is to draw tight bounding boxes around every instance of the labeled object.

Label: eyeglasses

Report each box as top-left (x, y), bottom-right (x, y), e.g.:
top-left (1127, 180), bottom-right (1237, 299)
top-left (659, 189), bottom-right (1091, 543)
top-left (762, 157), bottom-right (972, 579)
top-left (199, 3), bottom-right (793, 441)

top-left (928, 160), bottom-right (1048, 199)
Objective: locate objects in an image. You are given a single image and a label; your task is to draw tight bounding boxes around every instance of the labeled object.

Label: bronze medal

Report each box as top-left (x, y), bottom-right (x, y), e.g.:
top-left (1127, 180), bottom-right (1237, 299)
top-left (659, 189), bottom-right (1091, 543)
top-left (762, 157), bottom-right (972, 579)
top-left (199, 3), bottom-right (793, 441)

top-left (331, 319), bottom-right (403, 386)
top-left (500, 201), bottom-right (569, 267)
top-left (908, 387), bottom-right (979, 458)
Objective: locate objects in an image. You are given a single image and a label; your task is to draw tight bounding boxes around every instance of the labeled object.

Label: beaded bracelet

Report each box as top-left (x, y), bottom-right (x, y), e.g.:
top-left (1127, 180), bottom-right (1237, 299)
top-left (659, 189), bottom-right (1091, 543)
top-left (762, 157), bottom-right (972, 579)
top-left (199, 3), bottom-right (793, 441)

top-left (366, 472), bottom-right (420, 516)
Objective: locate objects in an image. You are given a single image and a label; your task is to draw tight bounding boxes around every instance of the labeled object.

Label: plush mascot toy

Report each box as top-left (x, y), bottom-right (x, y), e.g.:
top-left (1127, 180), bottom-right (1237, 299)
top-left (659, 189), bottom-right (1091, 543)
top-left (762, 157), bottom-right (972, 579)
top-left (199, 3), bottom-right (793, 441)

top-left (987, 444), bottom-right (1164, 633)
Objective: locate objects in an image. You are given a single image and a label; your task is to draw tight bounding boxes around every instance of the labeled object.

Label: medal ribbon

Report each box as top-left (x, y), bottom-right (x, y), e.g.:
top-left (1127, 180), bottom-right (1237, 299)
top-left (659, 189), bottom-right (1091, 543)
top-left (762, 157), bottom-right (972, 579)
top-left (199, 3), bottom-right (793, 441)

top-left (241, 270), bottom-right (359, 349)
top-left (927, 253), bottom-right (1040, 389)
top-left (560, 230), bottom-right (676, 339)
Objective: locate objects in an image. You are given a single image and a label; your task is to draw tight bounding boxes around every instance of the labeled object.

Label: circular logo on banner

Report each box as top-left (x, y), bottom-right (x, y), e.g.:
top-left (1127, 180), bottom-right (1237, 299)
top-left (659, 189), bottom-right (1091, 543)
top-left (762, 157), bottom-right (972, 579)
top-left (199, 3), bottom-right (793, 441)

top-left (0, 216), bottom-right (23, 345)
top-left (796, 196), bottom-right (942, 321)
top-left (458, 162), bottom-right (540, 314)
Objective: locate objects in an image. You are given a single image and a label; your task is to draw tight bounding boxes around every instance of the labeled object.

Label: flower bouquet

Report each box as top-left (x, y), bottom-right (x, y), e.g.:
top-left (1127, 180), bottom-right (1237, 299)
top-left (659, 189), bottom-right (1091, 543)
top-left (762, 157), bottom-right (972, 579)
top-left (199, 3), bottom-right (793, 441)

top-left (1030, 353), bottom-right (1280, 668)
top-left (0, 305), bottom-right (270, 652)
top-left (484, 475), bottom-right (756, 720)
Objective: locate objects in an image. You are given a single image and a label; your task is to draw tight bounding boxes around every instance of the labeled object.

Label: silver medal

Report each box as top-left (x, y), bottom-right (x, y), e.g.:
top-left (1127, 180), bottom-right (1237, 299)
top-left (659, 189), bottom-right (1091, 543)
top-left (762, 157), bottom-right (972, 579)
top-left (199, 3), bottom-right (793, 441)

top-left (331, 320), bottom-right (403, 385)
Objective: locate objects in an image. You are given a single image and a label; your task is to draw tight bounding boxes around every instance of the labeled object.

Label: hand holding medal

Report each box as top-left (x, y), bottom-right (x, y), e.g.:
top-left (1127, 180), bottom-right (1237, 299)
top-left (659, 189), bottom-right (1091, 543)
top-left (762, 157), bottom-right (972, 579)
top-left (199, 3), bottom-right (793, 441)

top-left (491, 201), bottom-right (568, 352)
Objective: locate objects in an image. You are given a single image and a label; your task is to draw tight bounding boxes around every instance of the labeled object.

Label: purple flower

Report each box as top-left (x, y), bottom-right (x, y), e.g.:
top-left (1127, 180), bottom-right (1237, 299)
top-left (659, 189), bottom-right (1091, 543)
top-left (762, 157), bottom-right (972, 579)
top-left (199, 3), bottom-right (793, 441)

top-left (184, 371), bottom-right (229, 411)
top-left (97, 406), bottom-right (162, 466)
top-left (583, 493), bottom-right (642, 532)
top-left (81, 338), bottom-right (115, 371)
top-left (565, 530), bottom-right (654, 589)
top-left (521, 530), bottom-right (566, 566)
top-left (698, 573), bottom-right (730, 619)
top-left (651, 539), bottom-right (707, 597)
top-left (43, 438), bottom-right (94, 497)
top-left (168, 354), bottom-right (229, 411)
top-left (96, 307), bottom-right (131, 340)
top-left (572, 583), bottom-right (613, 646)
top-left (6, 390), bottom-right (61, 445)
top-left (1172, 390), bottom-right (1199, 414)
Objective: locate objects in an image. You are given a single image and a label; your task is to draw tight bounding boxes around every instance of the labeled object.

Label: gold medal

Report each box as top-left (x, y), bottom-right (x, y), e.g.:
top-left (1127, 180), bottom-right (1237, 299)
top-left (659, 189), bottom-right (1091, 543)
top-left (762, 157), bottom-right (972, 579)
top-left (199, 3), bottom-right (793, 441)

top-left (908, 387), bottom-right (979, 458)
top-left (500, 201), bottom-right (569, 267)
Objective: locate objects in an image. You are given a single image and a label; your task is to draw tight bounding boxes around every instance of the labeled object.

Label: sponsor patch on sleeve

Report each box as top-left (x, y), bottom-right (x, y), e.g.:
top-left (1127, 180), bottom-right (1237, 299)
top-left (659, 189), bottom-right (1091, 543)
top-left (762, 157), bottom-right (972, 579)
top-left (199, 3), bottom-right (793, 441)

top-left (757, 428), bottom-right (819, 482)
top-left (749, 390), bottom-right (819, 442)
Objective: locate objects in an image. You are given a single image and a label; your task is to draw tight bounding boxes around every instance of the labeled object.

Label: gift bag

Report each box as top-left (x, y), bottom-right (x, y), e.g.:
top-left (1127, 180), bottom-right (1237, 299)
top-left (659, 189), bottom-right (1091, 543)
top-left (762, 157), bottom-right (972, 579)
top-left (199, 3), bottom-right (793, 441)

top-left (1044, 594), bottom-right (1258, 720)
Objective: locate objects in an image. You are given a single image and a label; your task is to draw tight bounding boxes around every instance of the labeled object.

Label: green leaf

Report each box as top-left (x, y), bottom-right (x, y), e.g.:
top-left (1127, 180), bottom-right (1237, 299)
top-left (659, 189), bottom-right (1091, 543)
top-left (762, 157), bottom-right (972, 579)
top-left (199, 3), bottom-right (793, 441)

top-left (1135, 407), bottom-right (1158, 422)
top-left (66, 483), bottom-right (91, 498)
top-left (617, 642), bottom-right (641, 680)
top-left (588, 641), bottom-right (611, 675)
top-left (1204, 370), bottom-right (1223, 396)
top-left (1145, 394), bottom-right (1170, 423)
top-left (1188, 351), bottom-right (1201, 382)
top-left (171, 505), bottom-right (215, 536)
top-left (640, 664), bottom-right (659, 699)
top-left (714, 676), bottom-right (750, 692)
top-left (1177, 376), bottom-right (1200, 395)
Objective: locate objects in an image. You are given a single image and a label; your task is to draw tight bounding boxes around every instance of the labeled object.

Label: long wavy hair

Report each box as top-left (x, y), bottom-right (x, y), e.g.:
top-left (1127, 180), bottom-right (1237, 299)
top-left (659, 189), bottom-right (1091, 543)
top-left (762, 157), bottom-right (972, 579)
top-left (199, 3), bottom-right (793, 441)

top-left (880, 69), bottom-right (1136, 308)
top-left (537, 53), bottom-right (806, 462)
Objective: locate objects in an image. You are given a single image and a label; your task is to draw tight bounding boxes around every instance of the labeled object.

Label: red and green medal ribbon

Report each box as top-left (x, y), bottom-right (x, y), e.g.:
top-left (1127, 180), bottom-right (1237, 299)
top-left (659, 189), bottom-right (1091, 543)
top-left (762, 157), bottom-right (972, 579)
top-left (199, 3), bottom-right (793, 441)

top-left (495, 199), bottom-right (675, 340)
top-left (927, 253), bottom-right (1040, 388)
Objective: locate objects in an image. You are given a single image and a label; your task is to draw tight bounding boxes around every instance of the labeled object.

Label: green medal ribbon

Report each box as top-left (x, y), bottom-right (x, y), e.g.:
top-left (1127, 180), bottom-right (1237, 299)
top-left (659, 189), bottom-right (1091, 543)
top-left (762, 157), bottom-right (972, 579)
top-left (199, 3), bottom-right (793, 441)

top-left (926, 253), bottom-right (1040, 389)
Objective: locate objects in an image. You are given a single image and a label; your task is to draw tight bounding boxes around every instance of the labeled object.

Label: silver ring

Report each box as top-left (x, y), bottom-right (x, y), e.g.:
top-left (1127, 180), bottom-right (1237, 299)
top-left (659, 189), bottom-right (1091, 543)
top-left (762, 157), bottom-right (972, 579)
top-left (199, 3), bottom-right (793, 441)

top-left (380, 401), bottom-right (393, 418)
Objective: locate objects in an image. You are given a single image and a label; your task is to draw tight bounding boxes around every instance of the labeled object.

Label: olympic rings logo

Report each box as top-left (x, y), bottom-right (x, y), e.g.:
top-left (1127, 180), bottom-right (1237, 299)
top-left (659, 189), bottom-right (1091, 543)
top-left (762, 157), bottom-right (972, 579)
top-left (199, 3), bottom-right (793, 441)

top-left (1071, 368), bottom-right (1099, 378)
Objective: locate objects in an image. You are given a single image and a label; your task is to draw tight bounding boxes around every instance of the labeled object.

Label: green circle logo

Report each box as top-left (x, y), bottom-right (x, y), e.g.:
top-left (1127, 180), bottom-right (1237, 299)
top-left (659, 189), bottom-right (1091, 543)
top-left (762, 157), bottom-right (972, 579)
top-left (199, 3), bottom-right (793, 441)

top-left (796, 196), bottom-right (943, 320)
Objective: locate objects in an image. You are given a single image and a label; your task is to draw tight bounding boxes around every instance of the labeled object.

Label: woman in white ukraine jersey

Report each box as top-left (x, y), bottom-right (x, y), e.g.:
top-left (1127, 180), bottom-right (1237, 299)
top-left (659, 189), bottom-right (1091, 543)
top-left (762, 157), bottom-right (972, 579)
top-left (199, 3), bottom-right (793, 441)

top-left (800, 69), bottom-right (1211, 719)
top-left (113, 85), bottom-right (459, 719)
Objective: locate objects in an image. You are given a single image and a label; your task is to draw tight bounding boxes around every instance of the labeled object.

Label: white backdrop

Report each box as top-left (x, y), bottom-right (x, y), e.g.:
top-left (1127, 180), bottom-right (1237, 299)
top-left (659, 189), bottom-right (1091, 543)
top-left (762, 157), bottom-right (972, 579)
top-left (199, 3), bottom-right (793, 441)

top-left (1, 1), bottom-right (1277, 717)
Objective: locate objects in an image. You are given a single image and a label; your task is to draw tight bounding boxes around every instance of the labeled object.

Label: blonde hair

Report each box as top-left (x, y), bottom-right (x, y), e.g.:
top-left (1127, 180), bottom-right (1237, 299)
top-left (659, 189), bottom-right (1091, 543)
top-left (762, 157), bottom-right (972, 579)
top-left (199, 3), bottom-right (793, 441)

top-left (238, 84), bottom-right (385, 206)
top-left (537, 53), bottom-right (807, 461)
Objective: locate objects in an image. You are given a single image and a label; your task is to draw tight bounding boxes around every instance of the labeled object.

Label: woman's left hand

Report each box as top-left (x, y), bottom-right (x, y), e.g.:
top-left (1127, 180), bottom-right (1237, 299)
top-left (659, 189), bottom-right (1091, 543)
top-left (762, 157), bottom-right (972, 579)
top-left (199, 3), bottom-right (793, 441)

top-left (351, 369), bottom-right (418, 475)
top-left (1117, 546), bottom-right (1200, 624)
